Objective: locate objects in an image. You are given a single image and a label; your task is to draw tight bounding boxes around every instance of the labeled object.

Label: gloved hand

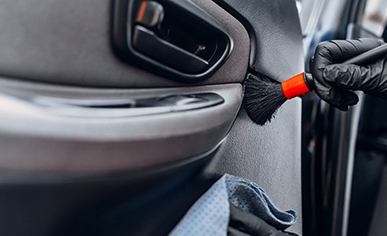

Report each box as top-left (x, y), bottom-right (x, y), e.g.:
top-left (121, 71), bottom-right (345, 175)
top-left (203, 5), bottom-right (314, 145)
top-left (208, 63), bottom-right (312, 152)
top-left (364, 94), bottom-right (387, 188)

top-left (228, 205), bottom-right (298, 236)
top-left (311, 38), bottom-right (387, 111)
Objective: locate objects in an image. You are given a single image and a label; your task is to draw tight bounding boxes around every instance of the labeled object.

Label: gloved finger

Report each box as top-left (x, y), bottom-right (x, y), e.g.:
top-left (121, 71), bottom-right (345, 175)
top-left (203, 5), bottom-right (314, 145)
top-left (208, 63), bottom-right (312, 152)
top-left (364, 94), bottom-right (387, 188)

top-left (328, 38), bottom-right (384, 62)
top-left (229, 205), bottom-right (292, 236)
top-left (313, 79), bottom-right (359, 111)
top-left (314, 39), bottom-right (383, 67)
top-left (323, 62), bottom-right (386, 95)
top-left (312, 39), bottom-right (383, 86)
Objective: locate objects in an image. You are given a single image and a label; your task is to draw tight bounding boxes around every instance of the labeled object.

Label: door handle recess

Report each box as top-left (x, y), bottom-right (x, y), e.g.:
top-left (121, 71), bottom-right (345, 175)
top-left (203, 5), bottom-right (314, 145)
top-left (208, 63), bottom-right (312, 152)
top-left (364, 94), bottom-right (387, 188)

top-left (112, 0), bottom-right (233, 83)
top-left (132, 25), bottom-right (208, 74)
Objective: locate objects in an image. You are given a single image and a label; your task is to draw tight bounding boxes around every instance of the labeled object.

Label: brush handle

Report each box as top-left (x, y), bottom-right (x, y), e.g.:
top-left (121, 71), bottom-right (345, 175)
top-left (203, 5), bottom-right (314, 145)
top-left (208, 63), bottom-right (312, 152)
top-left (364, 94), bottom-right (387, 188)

top-left (304, 43), bottom-right (387, 91)
top-left (343, 43), bottom-right (387, 65)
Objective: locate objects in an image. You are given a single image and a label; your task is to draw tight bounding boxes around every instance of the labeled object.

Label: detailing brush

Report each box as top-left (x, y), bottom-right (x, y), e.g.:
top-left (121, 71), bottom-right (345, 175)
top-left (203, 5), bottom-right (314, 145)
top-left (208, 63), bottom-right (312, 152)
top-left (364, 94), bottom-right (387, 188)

top-left (245, 43), bottom-right (387, 125)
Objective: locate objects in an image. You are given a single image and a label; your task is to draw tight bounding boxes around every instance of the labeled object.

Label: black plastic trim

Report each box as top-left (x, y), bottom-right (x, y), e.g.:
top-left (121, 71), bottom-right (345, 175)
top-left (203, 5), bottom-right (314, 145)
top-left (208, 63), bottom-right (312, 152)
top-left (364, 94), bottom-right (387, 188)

top-left (112, 0), bottom-right (233, 83)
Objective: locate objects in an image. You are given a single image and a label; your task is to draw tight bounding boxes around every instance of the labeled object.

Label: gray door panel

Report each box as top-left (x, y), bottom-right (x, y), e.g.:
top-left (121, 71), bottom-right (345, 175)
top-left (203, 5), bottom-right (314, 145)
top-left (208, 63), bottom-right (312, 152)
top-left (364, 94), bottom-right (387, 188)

top-left (0, 0), bottom-right (305, 235)
top-left (202, 0), bottom-right (304, 234)
top-left (205, 98), bottom-right (303, 235)
top-left (0, 0), bottom-right (249, 87)
top-left (0, 78), bottom-right (242, 173)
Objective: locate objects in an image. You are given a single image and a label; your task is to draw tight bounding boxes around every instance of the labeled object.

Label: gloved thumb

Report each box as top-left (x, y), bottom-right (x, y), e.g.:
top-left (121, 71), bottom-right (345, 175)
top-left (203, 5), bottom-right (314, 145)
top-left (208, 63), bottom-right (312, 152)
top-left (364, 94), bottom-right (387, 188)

top-left (323, 62), bottom-right (385, 95)
top-left (313, 79), bottom-right (359, 111)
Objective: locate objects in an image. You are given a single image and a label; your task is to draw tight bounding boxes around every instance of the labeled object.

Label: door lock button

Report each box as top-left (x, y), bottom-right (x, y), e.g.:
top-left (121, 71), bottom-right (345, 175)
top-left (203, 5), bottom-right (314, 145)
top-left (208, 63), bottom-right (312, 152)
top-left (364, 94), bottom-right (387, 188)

top-left (136, 1), bottom-right (164, 28)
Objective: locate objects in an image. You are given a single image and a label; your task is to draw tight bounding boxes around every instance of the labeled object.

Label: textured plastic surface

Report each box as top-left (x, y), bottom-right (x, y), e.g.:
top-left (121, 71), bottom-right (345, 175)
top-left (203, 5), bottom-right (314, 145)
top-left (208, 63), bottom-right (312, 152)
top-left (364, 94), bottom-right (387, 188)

top-left (0, 77), bottom-right (242, 173)
top-left (203, 0), bottom-right (304, 234)
top-left (0, 0), bottom-right (249, 87)
top-left (213, 0), bottom-right (304, 82)
top-left (0, 148), bottom-right (219, 236)
top-left (204, 99), bottom-right (303, 235)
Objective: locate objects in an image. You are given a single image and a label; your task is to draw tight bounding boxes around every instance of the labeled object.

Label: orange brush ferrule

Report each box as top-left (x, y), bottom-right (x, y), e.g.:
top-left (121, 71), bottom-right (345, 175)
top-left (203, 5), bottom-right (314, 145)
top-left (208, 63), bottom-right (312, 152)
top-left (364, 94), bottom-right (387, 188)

top-left (281, 72), bottom-right (311, 99)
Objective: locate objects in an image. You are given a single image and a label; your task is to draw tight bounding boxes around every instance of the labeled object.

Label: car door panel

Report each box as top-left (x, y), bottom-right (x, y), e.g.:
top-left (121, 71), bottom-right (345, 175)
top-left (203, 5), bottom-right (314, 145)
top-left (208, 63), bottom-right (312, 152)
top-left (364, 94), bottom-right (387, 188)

top-left (202, 1), bottom-right (304, 234)
top-left (0, 79), bottom-right (242, 173)
top-left (213, 0), bottom-right (304, 82)
top-left (0, 0), bottom-right (249, 87)
top-left (0, 0), bottom-right (305, 235)
top-left (204, 98), bottom-right (303, 235)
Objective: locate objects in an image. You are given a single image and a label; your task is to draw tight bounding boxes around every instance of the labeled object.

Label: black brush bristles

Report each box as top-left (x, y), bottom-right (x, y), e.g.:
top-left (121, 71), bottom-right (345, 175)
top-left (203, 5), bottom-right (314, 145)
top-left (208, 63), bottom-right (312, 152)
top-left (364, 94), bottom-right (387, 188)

top-left (245, 73), bottom-right (288, 125)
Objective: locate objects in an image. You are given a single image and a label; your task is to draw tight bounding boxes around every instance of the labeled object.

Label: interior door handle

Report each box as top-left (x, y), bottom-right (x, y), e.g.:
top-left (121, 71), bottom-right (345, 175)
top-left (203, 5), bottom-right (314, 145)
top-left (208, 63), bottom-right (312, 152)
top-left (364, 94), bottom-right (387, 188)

top-left (112, 0), bottom-right (233, 83)
top-left (132, 25), bottom-right (209, 74)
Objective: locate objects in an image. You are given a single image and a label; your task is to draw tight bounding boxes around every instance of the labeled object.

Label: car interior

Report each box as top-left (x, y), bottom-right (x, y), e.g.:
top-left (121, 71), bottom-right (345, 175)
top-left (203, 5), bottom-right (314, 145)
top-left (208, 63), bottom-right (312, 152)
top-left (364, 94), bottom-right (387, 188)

top-left (0, 0), bottom-right (387, 235)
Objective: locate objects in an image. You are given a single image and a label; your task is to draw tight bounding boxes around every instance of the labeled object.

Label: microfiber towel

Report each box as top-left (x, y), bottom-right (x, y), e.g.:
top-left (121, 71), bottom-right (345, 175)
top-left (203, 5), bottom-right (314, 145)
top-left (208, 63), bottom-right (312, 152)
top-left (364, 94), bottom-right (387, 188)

top-left (169, 174), bottom-right (297, 236)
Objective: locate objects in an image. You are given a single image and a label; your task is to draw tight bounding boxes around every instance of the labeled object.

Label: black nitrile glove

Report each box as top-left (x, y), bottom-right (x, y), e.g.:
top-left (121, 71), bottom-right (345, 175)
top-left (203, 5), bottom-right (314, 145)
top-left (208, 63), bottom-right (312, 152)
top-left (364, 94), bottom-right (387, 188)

top-left (228, 205), bottom-right (298, 236)
top-left (311, 38), bottom-right (387, 111)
